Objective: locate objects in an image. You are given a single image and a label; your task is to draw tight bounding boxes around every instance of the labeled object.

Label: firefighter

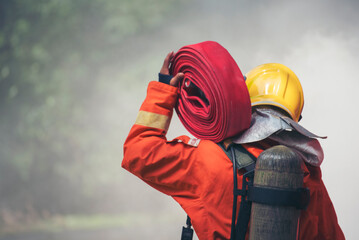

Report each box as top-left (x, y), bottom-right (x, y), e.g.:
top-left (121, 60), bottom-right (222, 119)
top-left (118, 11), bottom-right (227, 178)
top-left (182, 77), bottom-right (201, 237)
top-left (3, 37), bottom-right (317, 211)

top-left (122, 52), bottom-right (345, 239)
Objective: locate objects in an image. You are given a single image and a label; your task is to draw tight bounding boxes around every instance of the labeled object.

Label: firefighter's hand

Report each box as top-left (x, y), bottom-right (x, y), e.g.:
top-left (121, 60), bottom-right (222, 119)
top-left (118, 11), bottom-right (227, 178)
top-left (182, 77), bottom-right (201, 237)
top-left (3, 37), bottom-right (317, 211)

top-left (159, 51), bottom-right (184, 87)
top-left (160, 51), bottom-right (174, 75)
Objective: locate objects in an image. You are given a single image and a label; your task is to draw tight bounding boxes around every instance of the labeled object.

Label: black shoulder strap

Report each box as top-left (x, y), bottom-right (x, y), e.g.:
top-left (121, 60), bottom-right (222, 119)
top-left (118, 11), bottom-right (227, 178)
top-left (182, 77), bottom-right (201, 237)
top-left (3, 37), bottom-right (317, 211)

top-left (230, 145), bottom-right (255, 240)
top-left (230, 144), bottom-right (239, 240)
top-left (218, 142), bottom-right (256, 171)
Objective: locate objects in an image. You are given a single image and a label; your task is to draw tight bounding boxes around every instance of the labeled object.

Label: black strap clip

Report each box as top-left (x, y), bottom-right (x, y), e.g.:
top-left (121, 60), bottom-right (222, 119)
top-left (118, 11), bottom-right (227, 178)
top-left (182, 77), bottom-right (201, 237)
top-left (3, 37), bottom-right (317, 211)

top-left (181, 215), bottom-right (193, 240)
top-left (234, 169), bottom-right (254, 197)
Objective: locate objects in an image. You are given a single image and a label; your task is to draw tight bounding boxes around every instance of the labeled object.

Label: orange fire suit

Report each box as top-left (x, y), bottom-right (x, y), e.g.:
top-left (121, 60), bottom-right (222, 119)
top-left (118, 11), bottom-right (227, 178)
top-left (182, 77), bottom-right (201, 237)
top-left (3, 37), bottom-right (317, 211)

top-left (122, 81), bottom-right (345, 240)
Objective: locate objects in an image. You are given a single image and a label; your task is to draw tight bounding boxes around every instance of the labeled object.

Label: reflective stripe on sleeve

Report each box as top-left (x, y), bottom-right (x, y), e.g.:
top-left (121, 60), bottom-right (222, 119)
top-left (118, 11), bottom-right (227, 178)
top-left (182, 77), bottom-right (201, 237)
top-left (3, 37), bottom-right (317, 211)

top-left (135, 110), bottom-right (170, 131)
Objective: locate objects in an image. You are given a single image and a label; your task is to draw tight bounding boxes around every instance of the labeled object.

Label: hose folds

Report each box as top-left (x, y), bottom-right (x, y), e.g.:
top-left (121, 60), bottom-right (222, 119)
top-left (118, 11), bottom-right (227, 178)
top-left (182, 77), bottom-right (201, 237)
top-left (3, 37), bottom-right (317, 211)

top-left (170, 41), bottom-right (251, 142)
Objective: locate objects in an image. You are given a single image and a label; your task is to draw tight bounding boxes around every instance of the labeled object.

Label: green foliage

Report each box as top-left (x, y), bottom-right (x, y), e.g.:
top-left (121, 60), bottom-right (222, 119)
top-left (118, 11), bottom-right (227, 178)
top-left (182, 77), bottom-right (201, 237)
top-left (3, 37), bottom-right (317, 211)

top-left (0, 0), bottom-right (181, 219)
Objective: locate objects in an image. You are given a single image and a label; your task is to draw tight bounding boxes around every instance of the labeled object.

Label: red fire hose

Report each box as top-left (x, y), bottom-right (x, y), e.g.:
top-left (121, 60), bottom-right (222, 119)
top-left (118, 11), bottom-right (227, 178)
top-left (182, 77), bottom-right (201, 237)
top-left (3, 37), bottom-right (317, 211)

top-left (170, 41), bottom-right (251, 142)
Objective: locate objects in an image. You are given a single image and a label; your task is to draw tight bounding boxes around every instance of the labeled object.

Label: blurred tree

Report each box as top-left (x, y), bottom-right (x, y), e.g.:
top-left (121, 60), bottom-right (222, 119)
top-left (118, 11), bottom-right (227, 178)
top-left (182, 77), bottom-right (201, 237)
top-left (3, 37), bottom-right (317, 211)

top-left (0, 0), bottom-right (181, 223)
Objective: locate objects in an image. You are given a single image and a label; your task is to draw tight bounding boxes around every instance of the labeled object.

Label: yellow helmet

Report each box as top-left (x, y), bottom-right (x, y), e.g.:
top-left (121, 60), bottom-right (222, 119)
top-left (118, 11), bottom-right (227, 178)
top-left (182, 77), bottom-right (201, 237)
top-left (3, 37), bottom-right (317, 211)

top-left (245, 63), bottom-right (304, 122)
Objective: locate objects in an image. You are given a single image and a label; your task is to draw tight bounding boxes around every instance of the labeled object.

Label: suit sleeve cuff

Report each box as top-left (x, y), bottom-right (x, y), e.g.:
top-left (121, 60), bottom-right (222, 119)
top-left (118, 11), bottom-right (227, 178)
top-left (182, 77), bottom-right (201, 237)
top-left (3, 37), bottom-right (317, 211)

top-left (158, 73), bottom-right (173, 85)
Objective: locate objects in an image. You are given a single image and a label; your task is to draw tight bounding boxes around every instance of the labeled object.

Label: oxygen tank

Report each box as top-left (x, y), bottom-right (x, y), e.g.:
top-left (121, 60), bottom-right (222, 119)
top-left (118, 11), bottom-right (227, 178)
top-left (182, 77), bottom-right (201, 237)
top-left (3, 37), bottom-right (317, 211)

top-left (249, 145), bottom-right (304, 240)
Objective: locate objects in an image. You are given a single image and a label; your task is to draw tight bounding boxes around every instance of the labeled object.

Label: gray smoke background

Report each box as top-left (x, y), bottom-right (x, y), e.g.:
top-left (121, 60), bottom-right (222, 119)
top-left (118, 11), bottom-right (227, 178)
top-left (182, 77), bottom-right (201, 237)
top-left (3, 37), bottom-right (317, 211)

top-left (1, 0), bottom-right (358, 239)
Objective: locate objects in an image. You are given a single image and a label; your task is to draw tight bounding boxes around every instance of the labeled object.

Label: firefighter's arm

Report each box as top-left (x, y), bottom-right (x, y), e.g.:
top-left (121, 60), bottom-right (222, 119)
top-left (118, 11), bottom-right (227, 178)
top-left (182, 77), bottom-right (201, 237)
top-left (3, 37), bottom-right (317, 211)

top-left (122, 69), bottom-right (203, 197)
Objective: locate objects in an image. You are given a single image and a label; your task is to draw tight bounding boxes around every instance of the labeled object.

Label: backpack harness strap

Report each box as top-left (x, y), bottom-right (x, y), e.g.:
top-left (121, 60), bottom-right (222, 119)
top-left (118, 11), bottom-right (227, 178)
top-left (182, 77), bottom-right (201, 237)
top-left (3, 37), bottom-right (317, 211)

top-left (247, 185), bottom-right (310, 210)
top-left (230, 145), bottom-right (255, 240)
